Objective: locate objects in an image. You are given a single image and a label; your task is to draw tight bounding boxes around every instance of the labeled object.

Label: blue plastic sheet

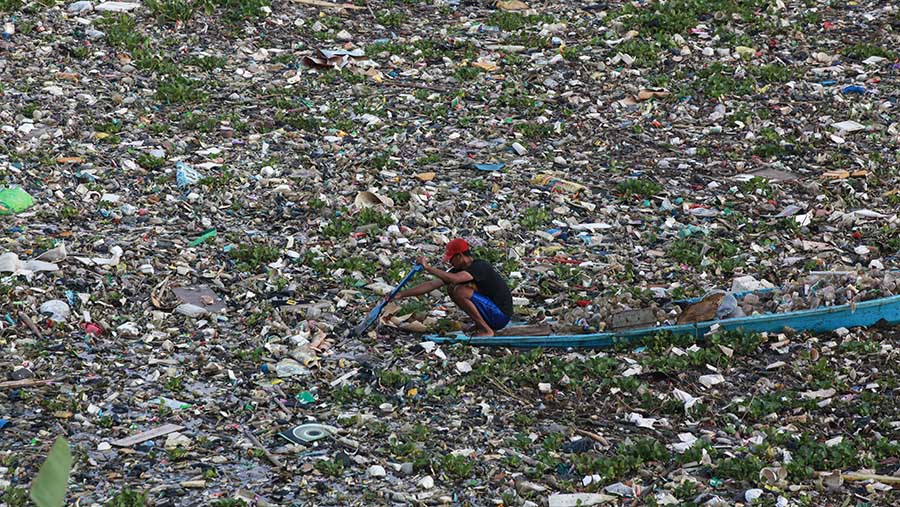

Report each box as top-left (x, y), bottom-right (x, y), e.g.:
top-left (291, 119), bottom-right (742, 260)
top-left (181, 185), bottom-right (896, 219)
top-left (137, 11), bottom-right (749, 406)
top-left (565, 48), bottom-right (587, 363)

top-left (473, 163), bottom-right (505, 172)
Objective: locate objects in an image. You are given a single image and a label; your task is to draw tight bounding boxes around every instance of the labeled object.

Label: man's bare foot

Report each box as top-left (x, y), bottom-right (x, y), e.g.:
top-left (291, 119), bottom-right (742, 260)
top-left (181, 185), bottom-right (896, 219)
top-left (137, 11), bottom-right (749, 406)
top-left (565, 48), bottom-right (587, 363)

top-left (471, 328), bottom-right (495, 337)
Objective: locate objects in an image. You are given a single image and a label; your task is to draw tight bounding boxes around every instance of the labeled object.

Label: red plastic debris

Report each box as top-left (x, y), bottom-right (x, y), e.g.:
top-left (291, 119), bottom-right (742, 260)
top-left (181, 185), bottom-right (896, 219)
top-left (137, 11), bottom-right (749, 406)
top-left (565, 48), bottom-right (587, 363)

top-left (83, 322), bottom-right (104, 336)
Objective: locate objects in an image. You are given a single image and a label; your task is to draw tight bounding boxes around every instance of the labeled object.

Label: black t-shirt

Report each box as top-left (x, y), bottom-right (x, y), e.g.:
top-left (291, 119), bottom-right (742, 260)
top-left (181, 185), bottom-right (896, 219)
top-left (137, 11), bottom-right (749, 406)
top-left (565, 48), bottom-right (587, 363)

top-left (451, 259), bottom-right (514, 317)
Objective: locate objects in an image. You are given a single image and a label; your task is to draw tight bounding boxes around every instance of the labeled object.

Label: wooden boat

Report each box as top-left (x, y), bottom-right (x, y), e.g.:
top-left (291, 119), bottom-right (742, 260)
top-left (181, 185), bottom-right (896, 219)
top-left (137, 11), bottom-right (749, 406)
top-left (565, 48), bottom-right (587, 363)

top-left (424, 294), bottom-right (900, 348)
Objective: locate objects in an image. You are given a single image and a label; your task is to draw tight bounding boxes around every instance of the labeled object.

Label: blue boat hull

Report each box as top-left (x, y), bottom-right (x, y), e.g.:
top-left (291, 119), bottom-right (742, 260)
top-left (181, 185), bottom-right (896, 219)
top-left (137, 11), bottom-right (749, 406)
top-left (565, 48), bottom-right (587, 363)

top-left (425, 294), bottom-right (900, 348)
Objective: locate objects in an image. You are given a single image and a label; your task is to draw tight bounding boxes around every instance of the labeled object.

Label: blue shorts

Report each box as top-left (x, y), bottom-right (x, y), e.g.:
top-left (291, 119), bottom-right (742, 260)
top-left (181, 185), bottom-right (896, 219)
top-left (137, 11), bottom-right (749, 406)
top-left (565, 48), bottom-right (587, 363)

top-left (471, 292), bottom-right (510, 331)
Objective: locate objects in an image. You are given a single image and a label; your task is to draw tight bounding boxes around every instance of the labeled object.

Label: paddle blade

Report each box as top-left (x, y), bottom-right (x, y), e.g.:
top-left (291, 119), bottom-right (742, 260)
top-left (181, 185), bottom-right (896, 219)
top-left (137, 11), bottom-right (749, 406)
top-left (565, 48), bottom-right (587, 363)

top-left (351, 263), bottom-right (421, 336)
top-left (352, 301), bottom-right (384, 336)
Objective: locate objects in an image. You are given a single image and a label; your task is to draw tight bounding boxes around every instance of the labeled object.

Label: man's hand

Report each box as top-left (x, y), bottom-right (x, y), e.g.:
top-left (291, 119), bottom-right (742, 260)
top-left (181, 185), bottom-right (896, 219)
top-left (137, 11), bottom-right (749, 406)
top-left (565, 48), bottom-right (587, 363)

top-left (416, 256), bottom-right (431, 271)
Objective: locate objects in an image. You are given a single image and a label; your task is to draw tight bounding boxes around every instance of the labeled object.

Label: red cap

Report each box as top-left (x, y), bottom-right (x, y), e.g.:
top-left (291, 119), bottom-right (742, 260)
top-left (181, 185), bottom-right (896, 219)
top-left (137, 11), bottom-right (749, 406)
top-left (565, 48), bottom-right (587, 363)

top-left (443, 238), bottom-right (470, 262)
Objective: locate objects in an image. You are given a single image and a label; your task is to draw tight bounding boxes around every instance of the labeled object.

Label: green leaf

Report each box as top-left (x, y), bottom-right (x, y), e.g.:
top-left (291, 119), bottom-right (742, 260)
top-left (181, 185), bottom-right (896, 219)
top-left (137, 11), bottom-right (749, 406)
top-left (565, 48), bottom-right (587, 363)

top-left (30, 437), bottom-right (72, 507)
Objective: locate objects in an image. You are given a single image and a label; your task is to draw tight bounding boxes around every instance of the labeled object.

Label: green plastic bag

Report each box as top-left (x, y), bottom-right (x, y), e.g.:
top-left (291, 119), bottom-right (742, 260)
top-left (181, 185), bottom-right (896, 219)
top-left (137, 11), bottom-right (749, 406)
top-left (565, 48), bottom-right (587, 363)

top-left (30, 437), bottom-right (72, 507)
top-left (0, 187), bottom-right (34, 215)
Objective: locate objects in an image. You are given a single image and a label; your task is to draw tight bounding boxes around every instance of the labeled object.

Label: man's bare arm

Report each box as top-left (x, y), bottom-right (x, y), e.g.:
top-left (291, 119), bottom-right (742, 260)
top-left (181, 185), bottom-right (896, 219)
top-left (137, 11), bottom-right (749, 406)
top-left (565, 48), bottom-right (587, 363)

top-left (393, 279), bottom-right (445, 300)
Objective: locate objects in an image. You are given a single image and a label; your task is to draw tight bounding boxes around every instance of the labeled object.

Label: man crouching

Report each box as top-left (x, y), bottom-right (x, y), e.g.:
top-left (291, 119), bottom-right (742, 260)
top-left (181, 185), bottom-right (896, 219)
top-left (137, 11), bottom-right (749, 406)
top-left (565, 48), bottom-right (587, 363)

top-left (391, 238), bottom-right (512, 337)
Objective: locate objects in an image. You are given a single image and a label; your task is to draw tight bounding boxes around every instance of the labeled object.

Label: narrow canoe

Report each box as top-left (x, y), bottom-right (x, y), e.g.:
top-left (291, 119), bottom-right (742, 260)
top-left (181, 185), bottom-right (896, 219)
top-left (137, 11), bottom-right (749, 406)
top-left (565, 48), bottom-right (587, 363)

top-left (424, 294), bottom-right (900, 348)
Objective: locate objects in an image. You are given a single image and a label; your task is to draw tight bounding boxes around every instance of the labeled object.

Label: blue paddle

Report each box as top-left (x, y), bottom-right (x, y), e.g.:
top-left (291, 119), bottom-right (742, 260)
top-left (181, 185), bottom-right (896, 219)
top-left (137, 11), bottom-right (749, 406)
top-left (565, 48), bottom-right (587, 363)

top-left (351, 264), bottom-right (423, 336)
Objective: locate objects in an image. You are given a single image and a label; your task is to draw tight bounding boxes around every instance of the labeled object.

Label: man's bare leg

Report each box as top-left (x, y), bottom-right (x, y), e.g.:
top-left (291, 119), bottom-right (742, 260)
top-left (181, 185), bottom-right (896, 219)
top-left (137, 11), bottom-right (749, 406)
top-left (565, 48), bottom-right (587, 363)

top-left (448, 285), bottom-right (494, 337)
